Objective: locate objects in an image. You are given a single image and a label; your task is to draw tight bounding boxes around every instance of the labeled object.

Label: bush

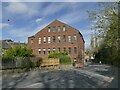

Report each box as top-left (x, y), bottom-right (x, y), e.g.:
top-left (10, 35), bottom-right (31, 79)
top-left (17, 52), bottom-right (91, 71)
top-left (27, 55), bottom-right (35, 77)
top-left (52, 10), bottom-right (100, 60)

top-left (21, 57), bottom-right (35, 70)
top-left (2, 57), bottom-right (15, 69)
top-left (4, 45), bottom-right (32, 58)
top-left (48, 51), bottom-right (68, 58)
top-left (1, 56), bottom-right (43, 70)
top-left (36, 57), bottom-right (43, 67)
top-left (60, 56), bottom-right (71, 64)
top-left (48, 51), bottom-right (71, 64)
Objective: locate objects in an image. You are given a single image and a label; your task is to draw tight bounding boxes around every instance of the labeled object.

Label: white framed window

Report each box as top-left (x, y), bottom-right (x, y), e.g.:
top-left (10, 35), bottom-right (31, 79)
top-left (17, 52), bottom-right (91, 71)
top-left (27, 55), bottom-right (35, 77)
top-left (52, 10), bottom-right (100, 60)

top-left (53, 48), bottom-right (55, 52)
top-left (68, 35), bottom-right (71, 42)
top-left (53, 36), bottom-right (56, 43)
top-left (48, 48), bottom-right (50, 53)
top-left (53, 26), bottom-right (56, 32)
top-left (74, 35), bottom-right (77, 42)
top-left (48, 27), bottom-right (50, 32)
top-left (38, 48), bottom-right (41, 55)
top-left (63, 35), bottom-right (66, 43)
top-left (58, 36), bottom-right (61, 43)
top-left (38, 37), bottom-right (41, 44)
top-left (68, 47), bottom-right (71, 54)
top-left (43, 48), bottom-right (46, 55)
top-left (74, 47), bottom-right (77, 54)
top-left (43, 37), bottom-right (46, 43)
top-left (63, 26), bottom-right (66, 32)
top-left (58, 26), bottom-right (60, 32)
top-left (48, 36), bottom-right (51, 43)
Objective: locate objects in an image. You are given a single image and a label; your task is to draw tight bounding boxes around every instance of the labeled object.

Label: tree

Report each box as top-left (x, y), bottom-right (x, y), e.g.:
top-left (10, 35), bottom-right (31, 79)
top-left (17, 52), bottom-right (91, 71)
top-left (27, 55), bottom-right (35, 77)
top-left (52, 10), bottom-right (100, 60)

top-left (4, 45), bottom-right (32, 58)
top-left (88, 2), bottom-right (119, 65)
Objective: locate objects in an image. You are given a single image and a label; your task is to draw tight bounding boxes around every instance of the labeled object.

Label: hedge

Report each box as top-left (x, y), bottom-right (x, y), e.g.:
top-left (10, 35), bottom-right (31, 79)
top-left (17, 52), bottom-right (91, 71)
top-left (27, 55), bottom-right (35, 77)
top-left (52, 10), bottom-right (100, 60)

top-left (1, 57), bottom-right (42, 70)
top-left (48, 51), bottom-right (71, 64)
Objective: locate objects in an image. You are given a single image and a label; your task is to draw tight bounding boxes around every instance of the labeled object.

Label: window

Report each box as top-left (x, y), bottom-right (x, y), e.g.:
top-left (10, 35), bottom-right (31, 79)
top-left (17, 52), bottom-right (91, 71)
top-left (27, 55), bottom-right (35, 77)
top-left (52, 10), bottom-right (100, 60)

top-left (48, 27), bottom-right (50, 32)
top-left (68, 35), bottom-right (71, 42)
top-left (38, 48), bottom-right (41, 55)
top-left (53, 26), bottom-right (56, 32)
top-left (48, 36), bottom-right (51, 43)
top-left (43, 48), bottom-right (46, 55)
top-left (68, 47), bottom-right (71, 54)
top-left (74, 47), bottom-right (77, 54)
top-left (63, 26), bottom-right (66, 32)
top-left (74, 35), bottom-right (77, 42)
top-left (53, 48), bottom-right (55, 53)
top-left (48, 48), bottom-right (50, 54)
top-left (58, 36), bottom-right (61, 43)
top-left (38, 37), bottom-right (41, 44)
top-left (43, 37), bottom-right (46, 43)
top-left (63, 47), bottom-right (66, 52)
top-left (63, 35), bottom-right (66, 43)
top-left (31, 39), bottom-right (33, 44)
top-left (58, 26), bottom-right (60, 32)
top-left (53, 36), bottom-right (56, 43)
top-left (58, 48), bottom-right (60, 52)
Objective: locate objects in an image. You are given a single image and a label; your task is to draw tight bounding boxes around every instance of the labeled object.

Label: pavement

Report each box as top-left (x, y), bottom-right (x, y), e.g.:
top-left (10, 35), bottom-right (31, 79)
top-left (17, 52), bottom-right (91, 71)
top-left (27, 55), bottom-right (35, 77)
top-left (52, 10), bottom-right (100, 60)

top-left (1, 64), bottom-right (119, 89)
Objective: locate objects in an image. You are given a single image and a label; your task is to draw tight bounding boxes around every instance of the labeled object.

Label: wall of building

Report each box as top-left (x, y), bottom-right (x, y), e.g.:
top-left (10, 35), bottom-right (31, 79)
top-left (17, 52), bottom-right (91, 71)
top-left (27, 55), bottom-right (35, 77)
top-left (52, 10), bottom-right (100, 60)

top-left (28, 20), bottom-right (85, 62)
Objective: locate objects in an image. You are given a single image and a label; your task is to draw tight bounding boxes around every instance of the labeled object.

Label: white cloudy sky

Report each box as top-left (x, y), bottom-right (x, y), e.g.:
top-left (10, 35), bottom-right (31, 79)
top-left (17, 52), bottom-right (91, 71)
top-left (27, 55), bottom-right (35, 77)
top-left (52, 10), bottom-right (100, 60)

top-left (1, 1), bottom-right (114, 49)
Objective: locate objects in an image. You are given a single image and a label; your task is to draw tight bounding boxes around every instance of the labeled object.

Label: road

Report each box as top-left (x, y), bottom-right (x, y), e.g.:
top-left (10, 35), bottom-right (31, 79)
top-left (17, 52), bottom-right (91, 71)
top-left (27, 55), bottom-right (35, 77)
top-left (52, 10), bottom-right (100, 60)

top-left (1, 64), bottom-right (119, 89)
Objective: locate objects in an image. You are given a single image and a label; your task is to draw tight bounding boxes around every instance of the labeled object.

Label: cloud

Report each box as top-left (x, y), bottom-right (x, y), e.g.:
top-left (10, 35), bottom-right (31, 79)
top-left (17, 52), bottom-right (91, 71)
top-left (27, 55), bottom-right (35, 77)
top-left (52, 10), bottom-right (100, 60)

top-left (59, 8), bottom-right (88, 24)
top-left (42, 3), bottom-right (66, 16)
top-left (0, 23), bottom-right (10, 29)
top-left (35, 18), bottom-right (43, 23)
top-left (5, 2), bottom-right (28, 14)
top-left (7, 20), bottom-right (50, 39)
top-left (5, 2), bottom-right (39, 18)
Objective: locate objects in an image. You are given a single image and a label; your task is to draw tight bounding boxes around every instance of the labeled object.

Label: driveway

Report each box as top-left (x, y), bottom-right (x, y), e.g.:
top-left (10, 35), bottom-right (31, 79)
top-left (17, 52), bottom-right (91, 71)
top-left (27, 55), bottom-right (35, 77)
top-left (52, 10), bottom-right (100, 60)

top-left (1, 64), bottom-right (118, 89)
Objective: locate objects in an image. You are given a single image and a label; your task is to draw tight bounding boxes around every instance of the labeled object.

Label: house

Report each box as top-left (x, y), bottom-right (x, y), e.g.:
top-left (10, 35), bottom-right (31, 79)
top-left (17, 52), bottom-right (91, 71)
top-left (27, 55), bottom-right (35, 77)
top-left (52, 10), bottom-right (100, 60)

top-left (28, 20), bottom-right (85, 62)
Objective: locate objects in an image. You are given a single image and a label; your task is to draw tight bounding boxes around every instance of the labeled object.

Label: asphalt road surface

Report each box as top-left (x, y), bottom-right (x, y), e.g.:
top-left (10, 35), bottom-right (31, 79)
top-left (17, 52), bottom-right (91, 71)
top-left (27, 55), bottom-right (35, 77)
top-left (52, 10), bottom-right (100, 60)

top-left (1, 64), bottom-right (119, 89)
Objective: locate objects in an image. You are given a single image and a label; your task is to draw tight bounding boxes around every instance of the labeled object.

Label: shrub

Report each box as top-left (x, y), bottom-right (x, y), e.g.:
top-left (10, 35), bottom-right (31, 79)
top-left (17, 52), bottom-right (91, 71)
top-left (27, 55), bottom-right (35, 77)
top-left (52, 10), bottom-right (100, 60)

top-left (21, 57), bottom-right (34, 70)
top-left (4, 45), bottom-right (32, 58)
top-left (60, 56), bottom-right (71, 64)
top-left (48, 51), bottom-right (71, 64)
top-left (2, 57), bottom-right (15, 69)
top-left (36, 57), bottom-right (43, 67)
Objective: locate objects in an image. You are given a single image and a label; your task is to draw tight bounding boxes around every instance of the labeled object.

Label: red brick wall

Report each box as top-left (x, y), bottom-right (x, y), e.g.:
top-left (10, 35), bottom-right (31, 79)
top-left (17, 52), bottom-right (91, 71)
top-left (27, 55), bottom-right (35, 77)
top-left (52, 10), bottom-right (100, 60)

top-left (28, 20), bottom-right (85, 62)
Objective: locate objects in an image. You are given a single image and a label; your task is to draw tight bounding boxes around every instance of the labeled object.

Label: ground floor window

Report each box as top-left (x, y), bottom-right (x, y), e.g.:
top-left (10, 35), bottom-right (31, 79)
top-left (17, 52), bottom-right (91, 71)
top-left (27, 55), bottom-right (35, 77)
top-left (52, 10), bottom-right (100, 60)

top-left (48, 48), bottom-right (50, 54)
top-left (63, 47), bottom-right (66, 52)
top-left (43, 48), bottom-right (46, 55)
top-left (58, 48), bottom-right (60, 52)
top-left (74, 47), bottom-right (77, 54)
top-left (38, 48), bottom-right (41, 55)
top-left (53, 48), bottom-right (55, 53)
top-left (68, 47), bottom-right (71, 54)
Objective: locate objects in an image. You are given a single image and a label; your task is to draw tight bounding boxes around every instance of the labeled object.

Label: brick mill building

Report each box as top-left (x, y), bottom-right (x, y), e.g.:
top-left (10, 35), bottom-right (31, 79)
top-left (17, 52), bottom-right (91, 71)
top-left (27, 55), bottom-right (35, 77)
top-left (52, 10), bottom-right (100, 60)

top-left (28, 20), bottom-right (85, 62)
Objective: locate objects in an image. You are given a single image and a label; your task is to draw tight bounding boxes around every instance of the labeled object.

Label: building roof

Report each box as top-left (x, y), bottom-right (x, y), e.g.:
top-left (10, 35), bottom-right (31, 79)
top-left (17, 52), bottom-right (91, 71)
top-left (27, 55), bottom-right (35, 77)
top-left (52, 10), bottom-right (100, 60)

top-left (28, 36), bottom-right (35, 38)
top-left (0, 41), bottom-right (11, 49)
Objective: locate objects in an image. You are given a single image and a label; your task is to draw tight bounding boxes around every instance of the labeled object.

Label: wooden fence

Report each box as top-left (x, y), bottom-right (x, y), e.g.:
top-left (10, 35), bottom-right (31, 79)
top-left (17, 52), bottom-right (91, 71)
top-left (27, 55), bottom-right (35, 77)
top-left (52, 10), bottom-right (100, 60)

top-left (40, 58), bottom-right (60, 69)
